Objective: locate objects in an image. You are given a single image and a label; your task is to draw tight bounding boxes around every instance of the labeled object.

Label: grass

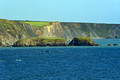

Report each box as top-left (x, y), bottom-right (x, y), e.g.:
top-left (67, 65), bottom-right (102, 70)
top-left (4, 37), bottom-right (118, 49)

top-left (0, 19), bottom-right (21, 37)
top-left (18, 37), bottom-right (66, 41)
top-left (75, 37), bottom-right (93, 42)
top-left (40, 37), bottom-right (67, 43)
top-left (19, 21), bottom-right (51, 28)
top-left (0, 19), bottom-right (18, 30)
top-left (15, 37), bottom-right (67, 46)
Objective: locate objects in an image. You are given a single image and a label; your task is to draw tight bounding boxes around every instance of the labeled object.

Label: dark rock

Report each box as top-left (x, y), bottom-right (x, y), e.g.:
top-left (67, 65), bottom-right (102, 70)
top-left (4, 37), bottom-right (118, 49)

top-left (69, 37), bottom-right (100, 46)
top-left (113, 44), bottom-right (119, 46)
top-left (108, 44), bottom-right (111, 46)
top-left (46, 51), bottom-right (49, 52)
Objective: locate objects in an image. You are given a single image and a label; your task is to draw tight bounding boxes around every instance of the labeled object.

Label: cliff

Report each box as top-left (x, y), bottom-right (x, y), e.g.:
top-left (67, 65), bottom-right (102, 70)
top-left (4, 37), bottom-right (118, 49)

top-left (0, 19), bottom-right (36, 47)
top-left (36, 22), bottom-right (120, 40)
top-left (69, 37), bottom-right (100, 46)
top-left (0, 19), bottom-right (120, 47)
top-left (13, 37), bottom-right (68, 47)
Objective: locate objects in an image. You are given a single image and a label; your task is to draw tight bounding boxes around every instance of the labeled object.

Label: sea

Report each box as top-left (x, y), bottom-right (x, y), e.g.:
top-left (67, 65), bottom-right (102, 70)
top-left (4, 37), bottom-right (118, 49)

top-left (0, 39), bottom-right (120, 80)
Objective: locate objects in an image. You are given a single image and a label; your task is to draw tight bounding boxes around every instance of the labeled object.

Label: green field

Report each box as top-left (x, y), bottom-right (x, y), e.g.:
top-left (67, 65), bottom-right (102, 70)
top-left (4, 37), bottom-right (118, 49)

top-left (20, 21), bottom-right (51, 28)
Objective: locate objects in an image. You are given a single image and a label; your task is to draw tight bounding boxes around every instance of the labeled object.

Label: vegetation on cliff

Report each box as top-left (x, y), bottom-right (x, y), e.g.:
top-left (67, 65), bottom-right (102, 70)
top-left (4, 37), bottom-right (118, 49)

top-left (69, 37), bottom-right (100, 46)
top-left (13, 37), bottom-right (68, 47)
top-left (0, 19), bottom-right (36, 47)
top-left (19, 21), bottom-right (52, 29)
top-left (0, 18), bottom-right (120, 47)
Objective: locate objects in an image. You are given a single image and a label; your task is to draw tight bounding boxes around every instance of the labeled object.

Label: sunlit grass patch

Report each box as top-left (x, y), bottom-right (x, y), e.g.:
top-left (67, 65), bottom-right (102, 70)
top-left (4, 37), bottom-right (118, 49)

top-left (20, 21), bottom-right (51, 27)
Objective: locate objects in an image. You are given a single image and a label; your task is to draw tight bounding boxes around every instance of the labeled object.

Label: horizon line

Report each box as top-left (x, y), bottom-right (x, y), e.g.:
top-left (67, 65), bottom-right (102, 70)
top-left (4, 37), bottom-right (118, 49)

top-left (12, 19), bottom-right (120, 25)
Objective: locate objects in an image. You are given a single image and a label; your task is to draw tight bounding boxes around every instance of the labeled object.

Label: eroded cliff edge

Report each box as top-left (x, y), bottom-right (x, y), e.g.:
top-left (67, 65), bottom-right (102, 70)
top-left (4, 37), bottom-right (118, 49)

top-left (36, 22), bottom-right (120, 40)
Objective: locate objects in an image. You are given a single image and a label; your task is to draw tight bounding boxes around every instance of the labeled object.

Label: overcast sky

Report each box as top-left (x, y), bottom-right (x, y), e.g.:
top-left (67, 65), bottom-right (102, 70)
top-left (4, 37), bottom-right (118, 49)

top-left (0, 0), bottom-right (120, 24)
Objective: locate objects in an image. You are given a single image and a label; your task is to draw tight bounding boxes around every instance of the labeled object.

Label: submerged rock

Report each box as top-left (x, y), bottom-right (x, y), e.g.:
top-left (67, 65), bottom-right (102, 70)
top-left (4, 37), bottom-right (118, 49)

top-left (13, 37), bottom-right (68, 47)
top-left (108, 44), bottom-right (111, 46)
top-left (69, 37), bottom-right (100, 46)
top-left (113, 44), bottom-right (119, 46)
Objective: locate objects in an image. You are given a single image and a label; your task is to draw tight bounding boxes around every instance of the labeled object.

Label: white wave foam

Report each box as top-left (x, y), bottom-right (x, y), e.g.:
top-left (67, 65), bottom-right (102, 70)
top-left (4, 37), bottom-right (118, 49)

top-left (16, 59), bottom-right (22, 62)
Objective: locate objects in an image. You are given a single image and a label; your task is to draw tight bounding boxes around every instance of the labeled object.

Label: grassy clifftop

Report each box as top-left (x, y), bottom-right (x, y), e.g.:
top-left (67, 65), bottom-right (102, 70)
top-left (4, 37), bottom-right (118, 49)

top-left (0, 19), bottom-right (18, 30)
top-left (75, 37), bottom-right (93, 41)
top-left (20, 21), bottom-right (51, 28)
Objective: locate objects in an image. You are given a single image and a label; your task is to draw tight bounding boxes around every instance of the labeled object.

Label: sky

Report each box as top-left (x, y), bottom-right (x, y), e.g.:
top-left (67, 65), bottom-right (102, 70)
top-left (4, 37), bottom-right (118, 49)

top-left (0, 0), bottom-right (120, 24)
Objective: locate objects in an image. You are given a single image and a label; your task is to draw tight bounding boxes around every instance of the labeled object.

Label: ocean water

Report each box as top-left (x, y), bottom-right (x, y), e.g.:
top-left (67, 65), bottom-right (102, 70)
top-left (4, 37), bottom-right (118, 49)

top-left (93, 39), bottom-right (120, 46)
top-left (0, 40), bottom-right (120, 80)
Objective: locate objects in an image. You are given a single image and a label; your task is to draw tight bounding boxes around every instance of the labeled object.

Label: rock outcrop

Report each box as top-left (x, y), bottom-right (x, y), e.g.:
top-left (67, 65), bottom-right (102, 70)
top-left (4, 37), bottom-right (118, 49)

top-left (69, 37), bottom-right (100, 46)
top-left (13, 37), bottom-right (68, 47)
top-left (0, 19), bottom-right (36, 47)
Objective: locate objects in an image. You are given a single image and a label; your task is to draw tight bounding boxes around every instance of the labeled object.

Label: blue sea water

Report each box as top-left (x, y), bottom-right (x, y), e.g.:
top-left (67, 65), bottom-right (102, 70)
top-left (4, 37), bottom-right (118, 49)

top-left (93, 39), bottom-right (120, 46)
top-left (0, 39), bottom-right (120, 80)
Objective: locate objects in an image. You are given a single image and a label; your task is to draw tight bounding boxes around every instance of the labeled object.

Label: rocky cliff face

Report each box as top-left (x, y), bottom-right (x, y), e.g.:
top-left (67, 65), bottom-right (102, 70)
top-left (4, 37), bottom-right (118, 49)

top-left (35, 22), bottom-right (65, 38)
top-left (0, 19), bottom-right (36, 46)
top-left (0, 19), bottom-right (120, 47)
top-left (36, 22), bottom-right (120, 40)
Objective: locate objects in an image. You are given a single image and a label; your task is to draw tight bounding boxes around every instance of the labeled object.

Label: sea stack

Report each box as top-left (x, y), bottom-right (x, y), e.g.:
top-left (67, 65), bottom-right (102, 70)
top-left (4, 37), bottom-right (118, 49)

top-left (69, 37), bottom-right (100, 46)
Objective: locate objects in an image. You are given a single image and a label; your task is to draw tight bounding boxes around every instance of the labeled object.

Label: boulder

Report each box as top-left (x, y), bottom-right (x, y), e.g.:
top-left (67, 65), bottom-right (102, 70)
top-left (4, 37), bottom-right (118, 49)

top-left (69, 37), bottom-right (100, 46)
top-left (108, 44), bottom-right (111, 46)
top-left (13, 37), bottom-right (68, 47)
top-left (113, 44), bottom-right (119, 46)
